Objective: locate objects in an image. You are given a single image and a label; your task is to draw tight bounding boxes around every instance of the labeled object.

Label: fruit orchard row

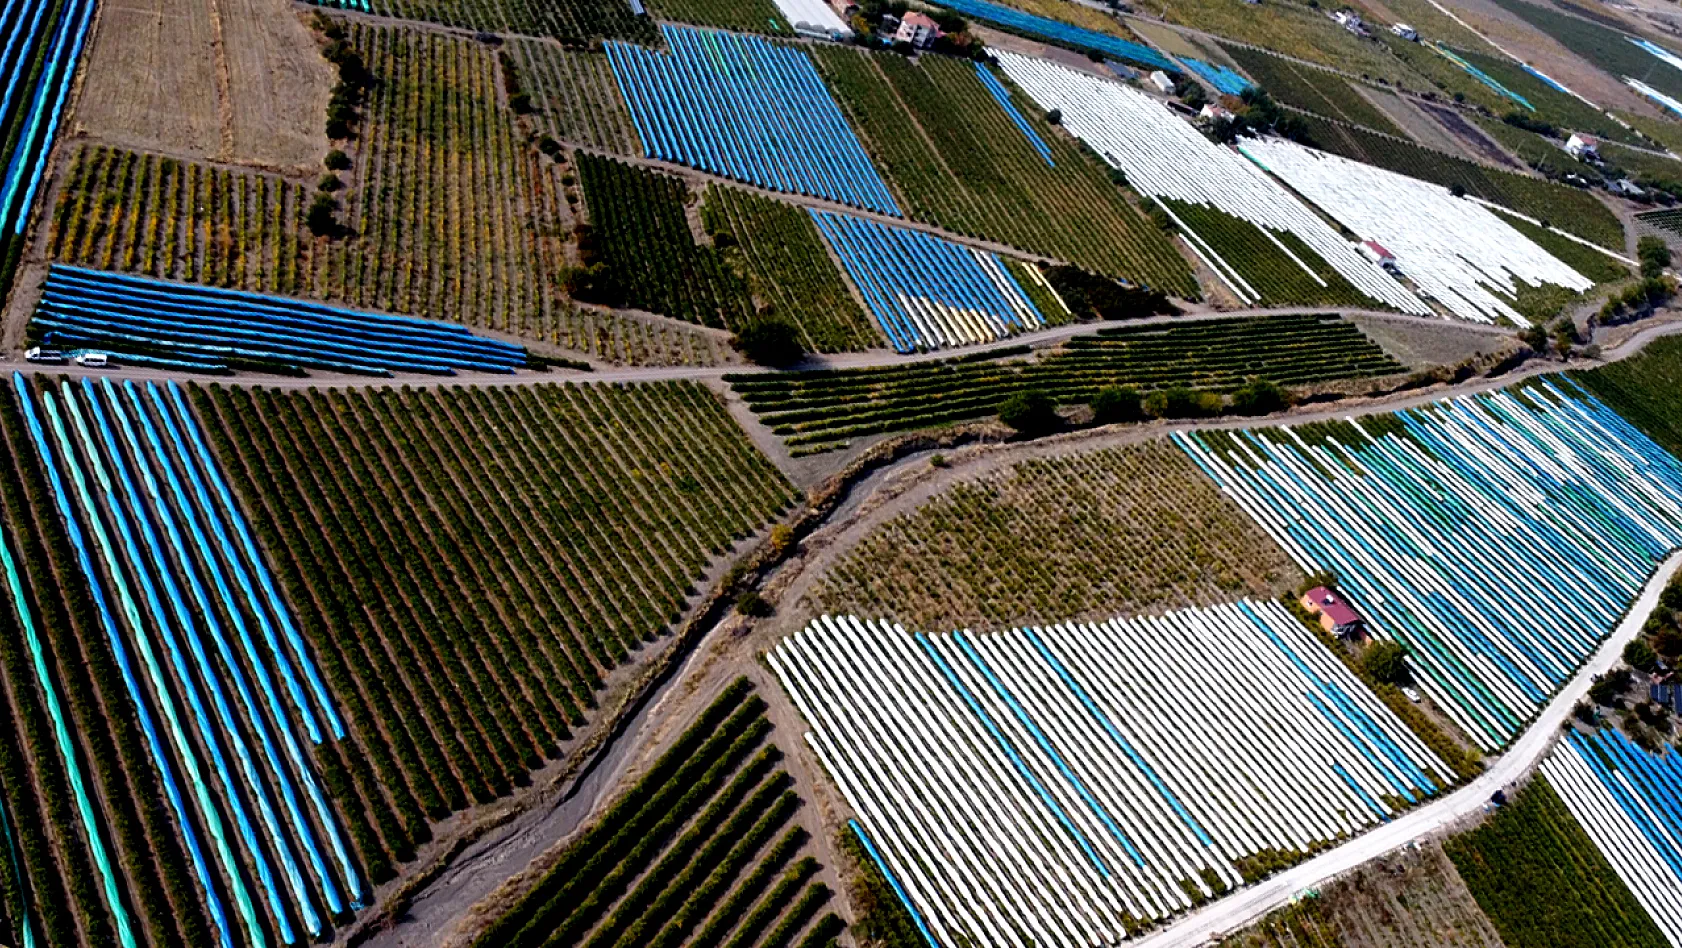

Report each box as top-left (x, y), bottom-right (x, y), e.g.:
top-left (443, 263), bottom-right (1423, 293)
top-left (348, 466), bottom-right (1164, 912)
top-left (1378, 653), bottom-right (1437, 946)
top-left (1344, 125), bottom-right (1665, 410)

top-left (473, 679), bottom-right (844, 948)
top-left (810, 46), bottom-right (1199, 296)
top-left (728, 314), bottom-right (1404, 450)
top-left (192, 381), bottom-right (796, 872)
top-left (807, 439), bottom-right (1300, 631)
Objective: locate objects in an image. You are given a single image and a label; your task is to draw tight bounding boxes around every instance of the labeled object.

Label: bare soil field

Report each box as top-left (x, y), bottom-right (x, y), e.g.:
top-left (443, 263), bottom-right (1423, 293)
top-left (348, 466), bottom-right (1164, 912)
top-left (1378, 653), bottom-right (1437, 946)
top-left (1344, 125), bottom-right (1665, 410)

top-left (75, 0), bottom-right (331, 173)
top-left (1364, 89), bottom-right (1474, 157)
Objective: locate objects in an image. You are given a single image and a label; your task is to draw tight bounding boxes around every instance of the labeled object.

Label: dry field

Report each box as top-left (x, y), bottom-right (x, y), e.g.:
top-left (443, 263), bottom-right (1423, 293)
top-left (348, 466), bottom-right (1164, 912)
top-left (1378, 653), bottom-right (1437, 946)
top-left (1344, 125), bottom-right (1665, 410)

top-left (1436, 0), bottom-right (1655, 111)
top-left (74, 0), bottom-right (330, 172)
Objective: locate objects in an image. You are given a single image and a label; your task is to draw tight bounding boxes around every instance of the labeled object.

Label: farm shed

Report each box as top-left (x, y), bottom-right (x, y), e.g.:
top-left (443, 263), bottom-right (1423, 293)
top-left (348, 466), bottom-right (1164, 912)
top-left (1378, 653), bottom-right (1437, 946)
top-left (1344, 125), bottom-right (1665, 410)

top-left (776, 0), bottom-right (855, 39)
top-left (1301, 585), bottom-right (1368, 639)
top-left (1149, 70), bottom-right (1175, 93)
top-left (1359, 239), bottom-right (1396, 267)
top-left (1566, 133), bottom-right (1600, 160)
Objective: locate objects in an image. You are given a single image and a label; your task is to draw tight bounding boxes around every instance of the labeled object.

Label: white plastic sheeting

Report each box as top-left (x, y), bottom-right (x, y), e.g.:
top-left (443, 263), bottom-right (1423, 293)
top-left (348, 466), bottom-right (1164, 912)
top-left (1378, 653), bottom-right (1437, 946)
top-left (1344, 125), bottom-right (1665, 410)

top-left (1240, 138), bottom-right (1593, 325)
top-left (992, 51), bottom-right (1428, 315)
top-left (771, 603), bottom-right (1448, 948)
top-left (772, 0), bottom-right (853, 38)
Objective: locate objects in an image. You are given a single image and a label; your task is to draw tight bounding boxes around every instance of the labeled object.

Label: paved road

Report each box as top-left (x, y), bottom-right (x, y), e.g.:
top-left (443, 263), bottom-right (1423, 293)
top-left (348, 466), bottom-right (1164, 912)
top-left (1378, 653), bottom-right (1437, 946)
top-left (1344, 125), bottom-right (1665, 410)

top-left (1132, 549), bottom-right (1682, 947)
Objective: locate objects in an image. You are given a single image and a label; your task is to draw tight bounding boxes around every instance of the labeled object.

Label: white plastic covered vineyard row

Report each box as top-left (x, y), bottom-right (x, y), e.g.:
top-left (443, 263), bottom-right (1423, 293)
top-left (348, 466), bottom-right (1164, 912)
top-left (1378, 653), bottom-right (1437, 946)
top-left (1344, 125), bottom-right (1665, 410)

top-left (770, 602), bottom-right (1448, 948)
top-left (1177, 382), bottom-right (1682, 751)
top-left (1544, 730), bottom-right (1682, 946)
top-left (1238, 138), bottom-right (1593, 325)
top-left (991, 51), bottom-right (1427, 315)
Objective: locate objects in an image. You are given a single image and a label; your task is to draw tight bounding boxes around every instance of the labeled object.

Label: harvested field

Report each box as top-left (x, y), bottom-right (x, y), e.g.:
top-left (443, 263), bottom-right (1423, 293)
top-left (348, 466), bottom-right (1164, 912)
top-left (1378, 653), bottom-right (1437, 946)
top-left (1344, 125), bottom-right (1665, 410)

top-left (49, 25), bottom-right (734, 365)
top-left (1219, 841), bottom-right (1505, 947)
top-left (1365, 89), bottom-right (1476, 157)
top-left (76, 0), bottom-right (331, 172)
top-left (1417, 102), bottom-right (1519, 167)
top-left (193, 381), bottom-right (798, 877)
top-left (805, 438), bottom-right (1302, 631)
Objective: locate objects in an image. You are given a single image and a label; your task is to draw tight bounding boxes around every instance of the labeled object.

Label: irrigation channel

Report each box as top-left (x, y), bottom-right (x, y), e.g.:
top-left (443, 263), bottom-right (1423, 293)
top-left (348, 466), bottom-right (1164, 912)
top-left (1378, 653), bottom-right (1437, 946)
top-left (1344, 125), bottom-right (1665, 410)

top-left (10, 310), bottom-right (1682, 947)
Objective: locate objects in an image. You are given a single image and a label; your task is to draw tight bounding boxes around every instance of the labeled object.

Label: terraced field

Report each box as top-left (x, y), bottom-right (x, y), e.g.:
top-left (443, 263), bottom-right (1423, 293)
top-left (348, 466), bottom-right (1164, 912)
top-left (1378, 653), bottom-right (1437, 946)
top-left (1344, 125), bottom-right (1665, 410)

top-left (806, 439), bottom-right (1300, 630)
top-left (810, 46), bottom-right (1199, 296)
top-left (1218, 43), bottom-right (1404, 134)
top-left (470, 679), bottom-right (843, 948)
top-left (311, 0), bottom-right (657, 44)
top-left (193, 381), bottom-right (797, 874)
top-left (729, 314), bottom-right (1405, 452)
top-left (47, 29), bottom-right (729, 366)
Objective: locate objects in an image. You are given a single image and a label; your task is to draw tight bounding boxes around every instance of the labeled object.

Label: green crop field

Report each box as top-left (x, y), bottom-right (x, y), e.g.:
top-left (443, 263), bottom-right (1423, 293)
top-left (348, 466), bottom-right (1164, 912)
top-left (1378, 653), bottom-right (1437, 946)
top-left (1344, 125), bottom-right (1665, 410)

top-left (575, 153), bottom-right (755, 330)
top-left (728, 314), bottom-right (1405, 452)
top-left (810, 46), bottom-right (1199, 297)
top-left (645, 0), bottom-right (790, 34)
top-left (1482, 0), bottom-right (1682, 104)
top-left (701, 187), bottom-right (881, 352)
top-left (1446, 776), bottom-right (1668, 948)
top-left (312, 0), bottom-right (657, 44)
top-left (1453, 47), bottom-right (1646, 146)
top-left (194, 381), bottom-right (797, 870)
top-left (1164, 200), bottom-right (1384, 307)
top-left (507, 42), bottom-right (640, 155)
top-left (1153, 0), bottom-right (1415, 85)
top-left (807, 439), bottom-right (1301, 631)
top-left (1573, 334), bottom-right (1682, 458)
top-left (1293, 112), bottom-right (1626, 248)
top-left (46, 27), bottom-right (731, 366)
top-left (1221, 42), bottom-right (1406, 134)
top-left (470, 678), bottom-right (843, 948)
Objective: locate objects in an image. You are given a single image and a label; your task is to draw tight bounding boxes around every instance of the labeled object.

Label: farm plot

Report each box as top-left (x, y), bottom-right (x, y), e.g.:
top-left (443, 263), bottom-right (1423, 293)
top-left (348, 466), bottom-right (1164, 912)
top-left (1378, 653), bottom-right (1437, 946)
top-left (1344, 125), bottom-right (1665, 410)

top-left (1575, 332), bottom-right (1682, 459)
top-left (470, 678), bottom-right (844, 948)
top-left (644, 0), bottom-right (789, 33)
top-left (316, 0), bottom-right (657, 45)
top-left (1179, 57), bottom-right (1251, 96)
top-left (48, 35), bottom-right (728, 365)
top-left (994, 52), bottom-right (1426, 312)
top-left (701, 187), bottom-right (880, 353)
top-left (1481, 0), bottom-right (1682, 105)
top-left (1290, 112), bottom-right (1627, 249)
top-left (1447, 769), bottom-right (1668, 948)
top-left (192, 382), bottom-right (797, 880)
top-left (1490, 210), bottom-right (1628, 285)
top-left (1473, 117), bottom-right (1592, 174)
top-left (0, 0), bottom-right (98, 293)
top-left (1454, 45), bottom-right (1648, 146)
top-left (1539, 730), bottom-right (1682, 947)
top-left (919, 0), bottom-right (1174, 69)
top-left (1221, 840), bottom-right (1505, 948)
top-left (809, 211), bottom-right (1047, 352)
top-left (807, 439), bottom-right (1301, 630)
top-left (0, 375), bottom-right (232, 948)
top-left (730, 313), bottom-right (1404, 452)
top-left (506, 41), bottom-right (639, 155)
top-left (1638, 207), bottom-right (1682, 240)
top-left (1177, 382), bottom-right (1682, 751)
top-left (1160, 201), bottom-right (1380, 308)
top-left (606, 26), bottom-right (900, 215)
top-left (31, 265), bottom-right (530, 376)
top-left (574, 153), bottom-right (754, 331)
top-left (1240, 137), bottom-right (1596, 324)
top-left (1152, 0), bottom-right (1413, 86)
top-left (1217, 43), bottom-right (1404, 135)
top-left (770, 601), bottom-right (1450, 947)
top-left (809, 47), bottom-right (1197, 295)
top-left (16, 376), bottom-right (368, 946)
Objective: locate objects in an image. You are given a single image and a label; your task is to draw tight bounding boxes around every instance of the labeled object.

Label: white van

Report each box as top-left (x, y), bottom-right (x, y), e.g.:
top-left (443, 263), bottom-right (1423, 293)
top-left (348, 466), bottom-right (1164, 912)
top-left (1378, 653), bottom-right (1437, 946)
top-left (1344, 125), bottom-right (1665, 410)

top-left (75, 351), bottom-right (110, 368)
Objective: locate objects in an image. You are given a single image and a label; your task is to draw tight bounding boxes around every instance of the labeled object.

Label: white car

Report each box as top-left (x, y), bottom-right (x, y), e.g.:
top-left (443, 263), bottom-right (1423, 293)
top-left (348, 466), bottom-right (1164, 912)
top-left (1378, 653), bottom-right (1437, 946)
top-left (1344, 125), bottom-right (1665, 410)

top-left (1402, 686), bottom-right (1422, 703)
top-left (75, 351), bottom-right (110, 368)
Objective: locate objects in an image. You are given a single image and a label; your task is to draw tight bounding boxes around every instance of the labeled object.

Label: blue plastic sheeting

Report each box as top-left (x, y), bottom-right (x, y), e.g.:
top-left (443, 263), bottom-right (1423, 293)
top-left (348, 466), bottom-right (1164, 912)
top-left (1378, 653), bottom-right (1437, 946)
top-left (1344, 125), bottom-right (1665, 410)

top-left (1522, 63), bottom-right (1570, 94)
top-left (605, 25), bottom-right (900, 215)
top-left (0, 0), bottom-right (98, 236)
top-left (922, 0), bottom-right (1175, 71)
top-left (1432, 44), bottom-right (1533, 111)
top-left (1177, 381), bottom-right (1682, 751)
top-left (807, 209), bottom-right (1044, 352)
top-left (973, 62), bottom-right (1054, 165)
top-left (32, 264), bottom-right (528, 376)
top-left (848, 820), bottom-right (937, 948)
top-left (1179, 57), bottom-right (1250, 96)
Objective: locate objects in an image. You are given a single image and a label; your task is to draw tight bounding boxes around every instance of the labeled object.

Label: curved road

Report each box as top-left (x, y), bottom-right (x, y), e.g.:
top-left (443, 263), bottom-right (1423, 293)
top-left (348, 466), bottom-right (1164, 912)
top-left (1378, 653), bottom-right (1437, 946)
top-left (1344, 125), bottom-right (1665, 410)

top-left (1134, 550), bottom-right (1682, 947)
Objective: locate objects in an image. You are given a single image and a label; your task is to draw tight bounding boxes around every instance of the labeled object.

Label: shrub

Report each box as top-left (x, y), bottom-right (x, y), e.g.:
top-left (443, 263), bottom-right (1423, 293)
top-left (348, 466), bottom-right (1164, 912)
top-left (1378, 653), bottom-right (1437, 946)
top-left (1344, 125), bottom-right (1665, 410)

top-left (1624, 638), bottom-right (1659, 672)
top-left (306, 194), bottom-right (339, 237)
top-left (318, 173), bottom-right (342, 193)
top-left (1361, 640), bottom-right (1411, 685)
top-left (324, 149), bottom-right (350, 171)
top-left (736, 590), bottom-right (773, 617)
top-left (1228, 378), bottom-right (1288, 415)
top-left (1090, 385), bottom-right (1144, 424)
top-left (509, 91), bottom-right (534, 115)
top-left (733, 318), bottom-right (806, 368)
top-left (1590, 668), bottom-right (1633, 706)
top-left (998, 390), bottom-right (1059, 434)
top-left (1045, 108), bottom-right (1061, 125)
top-left (1639, 234), bottom-right (1671, 279)
top-left (1144, 386), bottom-right (1219, 418)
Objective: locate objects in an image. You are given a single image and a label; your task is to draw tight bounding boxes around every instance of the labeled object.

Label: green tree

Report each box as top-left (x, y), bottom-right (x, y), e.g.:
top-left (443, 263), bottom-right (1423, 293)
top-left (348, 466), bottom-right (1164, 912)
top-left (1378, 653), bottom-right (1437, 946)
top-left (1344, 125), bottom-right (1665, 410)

top-left (998, 390), bottom-right (1060, 434)
top-left (1361, 640), bottom-right (1412, 685)
top-left (306, 194), bottom-right (339, 237)
top-left (1639, 235), bottom-right (1671, 279)
top-left (1624, 638), bottom-right (1659, 672)
top-left (733, 317), bottom-right (806, 368)
top-left (1228, 378), bottom-right (1287, 416)
top-left (1090, 385), bottom-right (1144, 424)
top-left (324, 149), bottom-right (351, 171)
